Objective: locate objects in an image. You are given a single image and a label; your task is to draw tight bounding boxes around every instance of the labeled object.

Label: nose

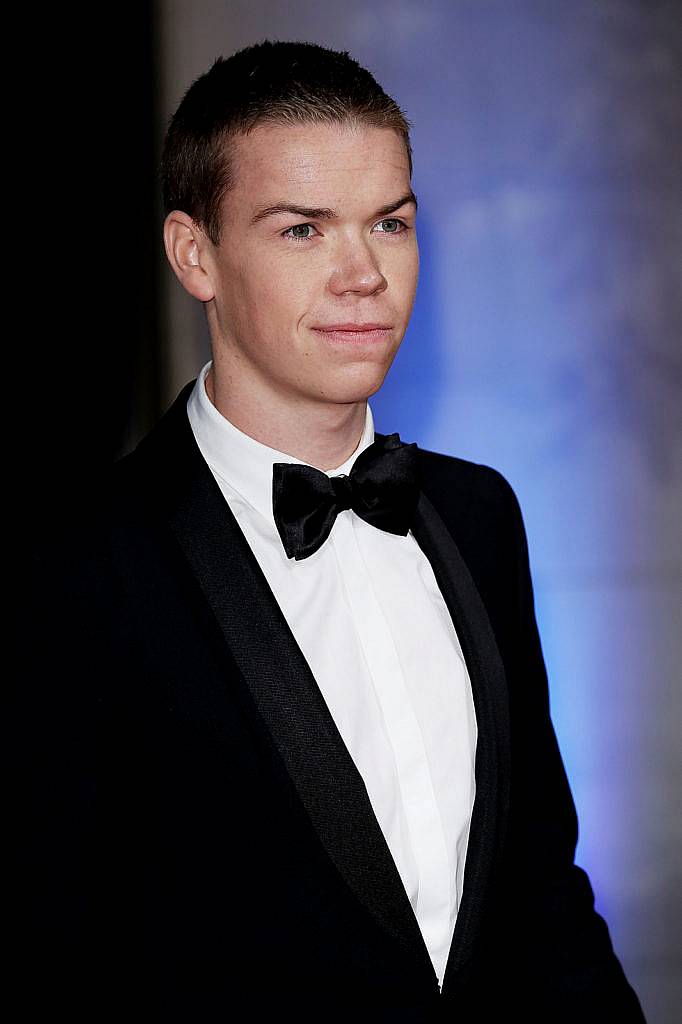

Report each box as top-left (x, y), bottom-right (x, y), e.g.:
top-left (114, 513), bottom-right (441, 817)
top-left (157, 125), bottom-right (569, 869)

top-left (327, 236), bottom-right (388, 297)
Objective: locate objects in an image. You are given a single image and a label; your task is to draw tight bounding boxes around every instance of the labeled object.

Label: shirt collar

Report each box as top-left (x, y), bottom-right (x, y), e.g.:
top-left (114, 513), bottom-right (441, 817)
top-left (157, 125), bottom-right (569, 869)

top-left (186, 360), bottom-right (376, 526)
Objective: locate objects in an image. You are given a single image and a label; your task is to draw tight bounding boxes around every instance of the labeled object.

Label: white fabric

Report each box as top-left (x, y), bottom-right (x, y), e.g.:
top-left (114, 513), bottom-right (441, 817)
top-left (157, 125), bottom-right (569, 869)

top-left (187, 359), bottom-right (477, 987)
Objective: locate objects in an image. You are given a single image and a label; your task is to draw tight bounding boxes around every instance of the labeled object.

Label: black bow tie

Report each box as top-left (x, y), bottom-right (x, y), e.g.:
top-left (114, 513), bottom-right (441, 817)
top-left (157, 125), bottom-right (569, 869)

top-left (272, 433), bottom-right (421, 560)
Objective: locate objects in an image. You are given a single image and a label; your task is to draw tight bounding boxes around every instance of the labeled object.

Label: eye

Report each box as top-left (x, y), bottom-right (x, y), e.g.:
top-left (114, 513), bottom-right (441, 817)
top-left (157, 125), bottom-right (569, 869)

top-left (282, 223), bottom-right (318, 241)
top-left (373, 218), bottom-right (407, 234)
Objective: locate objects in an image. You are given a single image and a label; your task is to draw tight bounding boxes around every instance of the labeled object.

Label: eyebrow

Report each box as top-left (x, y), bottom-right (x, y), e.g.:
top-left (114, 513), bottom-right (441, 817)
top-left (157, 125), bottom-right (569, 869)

top-left (249, 190), bottom-right (419, 226)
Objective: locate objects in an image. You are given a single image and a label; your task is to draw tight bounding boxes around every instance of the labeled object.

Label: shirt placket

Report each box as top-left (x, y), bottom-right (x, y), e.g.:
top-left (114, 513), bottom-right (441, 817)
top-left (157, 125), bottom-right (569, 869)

top-left (329, 510), bottom-right (453, 969)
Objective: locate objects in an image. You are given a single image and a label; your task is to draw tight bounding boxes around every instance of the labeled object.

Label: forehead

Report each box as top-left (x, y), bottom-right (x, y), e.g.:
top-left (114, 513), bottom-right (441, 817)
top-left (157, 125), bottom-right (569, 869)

top-left (226, 121), bottom-right (411, 213)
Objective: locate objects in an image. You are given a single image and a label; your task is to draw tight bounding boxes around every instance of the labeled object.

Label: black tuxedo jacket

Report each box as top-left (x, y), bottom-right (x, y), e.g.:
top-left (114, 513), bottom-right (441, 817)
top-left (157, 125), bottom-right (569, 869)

top-left (18, 380), bottom-right (645, 1022)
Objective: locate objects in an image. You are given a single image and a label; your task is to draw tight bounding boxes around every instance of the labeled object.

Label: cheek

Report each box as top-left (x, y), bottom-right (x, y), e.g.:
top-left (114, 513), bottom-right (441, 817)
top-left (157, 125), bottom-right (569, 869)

top-left (225, 259), bottom-right (278, 329)
top-left (398, 244), bottom-right (419, 291)
top-left (257, 258), bottom-right (318, 333)
top-left (228, 257), bottom-right (317, 358)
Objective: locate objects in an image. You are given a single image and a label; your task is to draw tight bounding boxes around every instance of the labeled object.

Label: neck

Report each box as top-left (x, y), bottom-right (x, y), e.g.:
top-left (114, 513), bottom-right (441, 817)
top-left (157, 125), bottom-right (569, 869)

top-left (205, 364), bottom-right (368, 472)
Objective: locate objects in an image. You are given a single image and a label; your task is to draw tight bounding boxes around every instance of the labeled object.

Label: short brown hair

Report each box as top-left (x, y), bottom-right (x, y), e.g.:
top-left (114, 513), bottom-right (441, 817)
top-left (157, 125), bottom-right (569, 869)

top-left (161, 40), bottom-right (413, 245)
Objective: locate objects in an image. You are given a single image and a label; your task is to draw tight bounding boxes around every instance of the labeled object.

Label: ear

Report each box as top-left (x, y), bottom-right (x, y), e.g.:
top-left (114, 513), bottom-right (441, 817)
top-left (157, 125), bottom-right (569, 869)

top-left (163, 210), bottom-right (216, 302)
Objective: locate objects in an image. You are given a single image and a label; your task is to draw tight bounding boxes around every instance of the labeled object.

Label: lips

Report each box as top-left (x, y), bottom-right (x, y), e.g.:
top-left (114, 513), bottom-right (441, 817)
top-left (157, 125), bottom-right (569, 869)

top-left (310, 323), bottom-right (394, 346)
top-left (312, 322), bottom-right (393, 331)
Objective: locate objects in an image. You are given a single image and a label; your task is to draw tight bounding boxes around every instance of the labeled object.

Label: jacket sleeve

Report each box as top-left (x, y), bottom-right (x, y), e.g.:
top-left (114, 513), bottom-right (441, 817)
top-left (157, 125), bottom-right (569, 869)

top-left (483, 468), bottom-right (646, 1021)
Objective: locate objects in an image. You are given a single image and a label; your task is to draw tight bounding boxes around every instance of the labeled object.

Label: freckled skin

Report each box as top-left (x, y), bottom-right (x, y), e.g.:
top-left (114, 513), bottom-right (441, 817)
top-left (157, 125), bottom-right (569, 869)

top-left (209, 123), bottom-right (417, 464)
top-left (199, 122), bottom-right (419, 464)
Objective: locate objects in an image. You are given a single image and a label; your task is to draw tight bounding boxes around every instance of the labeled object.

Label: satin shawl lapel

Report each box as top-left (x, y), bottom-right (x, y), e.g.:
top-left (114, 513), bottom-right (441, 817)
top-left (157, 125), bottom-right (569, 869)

top-left (411, 488), bottom-right (511, 985)
top-left (132, 383), bottom-right (434, 979)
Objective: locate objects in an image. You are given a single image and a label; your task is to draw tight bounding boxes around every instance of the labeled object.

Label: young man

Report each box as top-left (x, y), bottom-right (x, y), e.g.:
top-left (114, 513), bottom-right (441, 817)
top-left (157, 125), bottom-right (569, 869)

top-left (23, 41), bottom-right (645, 1022)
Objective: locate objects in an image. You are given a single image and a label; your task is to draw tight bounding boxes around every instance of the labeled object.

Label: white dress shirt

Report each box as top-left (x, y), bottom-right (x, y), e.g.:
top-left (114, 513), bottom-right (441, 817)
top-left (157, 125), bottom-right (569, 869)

top-left (187, 360), bottom-right (477, 987)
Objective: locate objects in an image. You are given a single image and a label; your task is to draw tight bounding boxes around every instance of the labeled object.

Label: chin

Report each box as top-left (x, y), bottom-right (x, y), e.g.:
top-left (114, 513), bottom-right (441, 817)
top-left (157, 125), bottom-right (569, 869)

top-left (320, 364), bottom-right (392, 405)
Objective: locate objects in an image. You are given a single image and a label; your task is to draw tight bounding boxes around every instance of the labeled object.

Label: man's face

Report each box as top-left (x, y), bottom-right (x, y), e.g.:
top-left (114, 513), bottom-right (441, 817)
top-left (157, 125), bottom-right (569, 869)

top-left (206, 120), bottom-right (419, 409)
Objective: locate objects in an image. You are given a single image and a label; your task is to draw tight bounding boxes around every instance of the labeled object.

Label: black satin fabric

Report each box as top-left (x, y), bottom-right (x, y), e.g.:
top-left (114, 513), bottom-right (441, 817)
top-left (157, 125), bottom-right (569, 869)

top-left (272, 432), bottom-right (421, 560)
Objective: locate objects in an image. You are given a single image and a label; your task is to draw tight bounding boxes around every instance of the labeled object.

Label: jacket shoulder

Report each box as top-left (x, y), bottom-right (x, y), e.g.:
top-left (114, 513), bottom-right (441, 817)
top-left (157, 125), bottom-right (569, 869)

top-left (418, 446), bottom-right (521, 533)
top-left (416, 447), bottom-right (532, 620)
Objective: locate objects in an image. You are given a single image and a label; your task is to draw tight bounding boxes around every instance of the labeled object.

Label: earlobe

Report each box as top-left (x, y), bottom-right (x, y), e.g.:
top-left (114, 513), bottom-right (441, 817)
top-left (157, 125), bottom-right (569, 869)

top-left (163, 211), bottom-right (216, 302)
